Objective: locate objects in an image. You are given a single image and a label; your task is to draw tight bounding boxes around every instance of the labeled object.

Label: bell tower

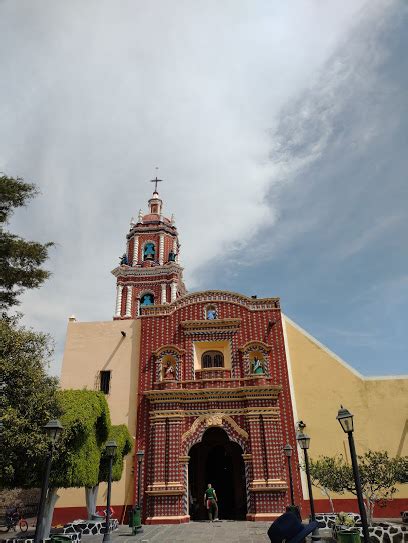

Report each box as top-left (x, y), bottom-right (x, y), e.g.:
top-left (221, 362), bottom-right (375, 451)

top-left (112, 180), bottom-right (186, 319)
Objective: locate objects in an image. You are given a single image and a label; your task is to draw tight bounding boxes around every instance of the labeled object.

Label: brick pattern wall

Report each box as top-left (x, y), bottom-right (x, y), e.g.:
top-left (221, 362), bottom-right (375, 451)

top-left (134, 293), bottom-right (303, 522)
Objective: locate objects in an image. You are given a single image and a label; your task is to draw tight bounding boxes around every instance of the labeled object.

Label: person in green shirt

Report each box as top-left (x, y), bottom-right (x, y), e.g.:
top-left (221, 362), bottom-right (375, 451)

top-left (204, 483), bottom-right (218, 521)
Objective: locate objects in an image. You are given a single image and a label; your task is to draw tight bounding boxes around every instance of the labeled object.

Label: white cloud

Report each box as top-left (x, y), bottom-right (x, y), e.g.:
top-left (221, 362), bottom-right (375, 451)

top-left (1, 0), bottom-right (389, 375)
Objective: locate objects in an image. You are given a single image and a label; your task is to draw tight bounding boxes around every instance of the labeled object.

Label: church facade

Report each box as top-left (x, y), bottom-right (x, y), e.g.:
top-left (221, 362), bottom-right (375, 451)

top-left (57, 188), bottom-right (408, 524)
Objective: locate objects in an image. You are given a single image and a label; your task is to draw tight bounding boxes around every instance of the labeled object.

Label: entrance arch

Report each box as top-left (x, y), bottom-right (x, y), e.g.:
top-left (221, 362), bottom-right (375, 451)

top-left (188, 427), bottom-right (247, 520)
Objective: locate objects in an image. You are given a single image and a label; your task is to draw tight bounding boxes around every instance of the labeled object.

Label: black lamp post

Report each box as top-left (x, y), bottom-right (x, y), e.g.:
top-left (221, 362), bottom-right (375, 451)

top-left (336, 406), bottom-right (370, 543)
top-left (103, 440), bottom-right (118, 543)
top-left (296, 432), bottom-right (320, 542)
top-left (136, 450), bottom-right (144, 507)
top-left (34, 419), bottom-right (64, 543)
top-left (284, 444), bottom-right (295, 506)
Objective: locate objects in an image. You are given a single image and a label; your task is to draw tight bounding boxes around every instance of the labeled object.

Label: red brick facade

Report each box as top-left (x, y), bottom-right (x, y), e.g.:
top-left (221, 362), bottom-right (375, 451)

top-left (134, 292), bottom-right (303, 523)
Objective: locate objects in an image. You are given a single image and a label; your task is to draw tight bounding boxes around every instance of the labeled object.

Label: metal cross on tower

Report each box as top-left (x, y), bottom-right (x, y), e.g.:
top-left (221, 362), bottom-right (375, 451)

top-left (150, 174), bottom-right (163, 193)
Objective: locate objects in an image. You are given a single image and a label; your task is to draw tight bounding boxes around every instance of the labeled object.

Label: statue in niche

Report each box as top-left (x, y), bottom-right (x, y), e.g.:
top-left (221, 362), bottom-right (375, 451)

top-left (163, 360), bottom-right (176, 380)
top-left (119, 253), bottom-right (128, 265)
top-left (206, 307), bottom-right (217, 320)
top-left (252, 355), bottom-right (265, 375)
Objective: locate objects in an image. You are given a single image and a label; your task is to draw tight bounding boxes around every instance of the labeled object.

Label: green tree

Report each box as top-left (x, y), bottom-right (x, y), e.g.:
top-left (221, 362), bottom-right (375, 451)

top-left (309, 451), bottom-right (408, 524)
top-left (358, 450), bottom-right (406, 524)
top-left (395, 456), bottom-right (408, 484)
top-left (85, 424), bottom-right (133, 519)
top-left (308, 455), bottom-right (350, 513)
top-left (0, 315), bottom-right (60, 488)
top-left (37, 390), bottom-right (111, 540)
top-left (0, 174), bottom-right (54, 311)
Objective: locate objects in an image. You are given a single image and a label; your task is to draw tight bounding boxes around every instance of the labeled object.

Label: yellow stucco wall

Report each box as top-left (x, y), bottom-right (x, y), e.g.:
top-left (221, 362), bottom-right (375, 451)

top-left (56, 313), bottom-right (407, 512)
top-left (57, 318), bottom-right (141, 514)
top-left (283, 315), bottom-right (408, 501)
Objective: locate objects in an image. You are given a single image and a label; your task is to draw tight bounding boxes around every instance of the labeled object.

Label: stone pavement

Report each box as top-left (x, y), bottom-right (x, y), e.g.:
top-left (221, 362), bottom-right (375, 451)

top-left (85, 521), bottom-right (273, 543)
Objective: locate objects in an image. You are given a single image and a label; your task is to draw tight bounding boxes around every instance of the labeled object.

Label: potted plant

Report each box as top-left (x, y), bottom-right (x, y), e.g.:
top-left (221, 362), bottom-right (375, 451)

top-left (333, 512), bottom-right (361, 543)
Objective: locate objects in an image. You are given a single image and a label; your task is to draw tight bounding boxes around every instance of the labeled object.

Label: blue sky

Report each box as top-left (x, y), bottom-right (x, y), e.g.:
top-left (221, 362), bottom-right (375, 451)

top-left (197, 2), bottom-right (408, 375)
top-left (1, 0), bottom-right (407, 376)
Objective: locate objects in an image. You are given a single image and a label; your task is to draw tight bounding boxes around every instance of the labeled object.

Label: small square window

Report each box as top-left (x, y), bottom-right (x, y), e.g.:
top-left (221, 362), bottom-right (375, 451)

top-left (100, 371), bottom-right (111, 394)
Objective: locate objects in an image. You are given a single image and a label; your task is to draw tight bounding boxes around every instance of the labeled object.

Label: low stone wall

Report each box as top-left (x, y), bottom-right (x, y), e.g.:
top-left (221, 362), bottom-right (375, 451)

top-left (63, 518), bottom-right (119, 536)
top-left (315, 514), bottom-right (408, 543)
top-left (316, 513), bottom-right (361, 529)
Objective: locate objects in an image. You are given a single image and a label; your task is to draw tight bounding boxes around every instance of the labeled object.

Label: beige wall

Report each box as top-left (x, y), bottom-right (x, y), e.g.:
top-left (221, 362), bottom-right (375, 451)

top-left (58, 318), bottom-right (141, 512)
top-left (283, 315), bottom-right (408, 500)
top-left (56, 312), bottom-right (407, 512)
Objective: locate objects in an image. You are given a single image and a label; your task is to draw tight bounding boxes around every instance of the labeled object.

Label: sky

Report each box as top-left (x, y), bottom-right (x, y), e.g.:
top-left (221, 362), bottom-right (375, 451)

top-left (1, 0), bottom-right (407, 377)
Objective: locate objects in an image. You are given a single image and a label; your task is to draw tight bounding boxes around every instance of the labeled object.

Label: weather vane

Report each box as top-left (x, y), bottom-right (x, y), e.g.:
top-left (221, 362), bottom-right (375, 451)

top-left (150, 166), bottom-right (163, 192)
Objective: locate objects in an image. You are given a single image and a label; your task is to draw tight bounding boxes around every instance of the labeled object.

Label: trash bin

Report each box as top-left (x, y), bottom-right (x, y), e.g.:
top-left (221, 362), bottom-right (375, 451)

top-left (337, 530), bottom-right (362, 543)
top-left (128, 506), bottom-right (142, 534)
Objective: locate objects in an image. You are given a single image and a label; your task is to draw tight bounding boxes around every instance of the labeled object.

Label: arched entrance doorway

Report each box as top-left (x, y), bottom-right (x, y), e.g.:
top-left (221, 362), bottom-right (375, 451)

top-left (188, 427), bottom-right (247, 520)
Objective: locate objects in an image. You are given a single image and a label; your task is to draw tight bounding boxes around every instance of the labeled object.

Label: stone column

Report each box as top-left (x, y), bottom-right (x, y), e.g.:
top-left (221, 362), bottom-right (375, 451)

top-left (168, 417), bottom-right (183, 484)
top-left (125, 285), bottom-right (133, 317)
top-left (132, 236), bottom-right (139, 266)
top-left (242, 454), bottom-right (253, 517)
top-left (159, 234), bottom-right (164, 265)
top-left (178, 456), bottom-right (190, 517)
top-left (161, 283), bottom-right (167, 304)
top-left (246, 415), bottom-right (266, 483)
top-left (171, 282), bottom-right (177, 302)
top-left (149, 420), bottom-right (166, 486)
top-left (115, 284), bottom-right (123, 317)
top-left (262, 416), bottom-right (285, 482)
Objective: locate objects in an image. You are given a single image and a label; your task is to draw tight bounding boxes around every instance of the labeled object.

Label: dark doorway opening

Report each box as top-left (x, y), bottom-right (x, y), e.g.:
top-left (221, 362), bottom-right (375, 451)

top-left (188, 427), bottom-right (247, 520)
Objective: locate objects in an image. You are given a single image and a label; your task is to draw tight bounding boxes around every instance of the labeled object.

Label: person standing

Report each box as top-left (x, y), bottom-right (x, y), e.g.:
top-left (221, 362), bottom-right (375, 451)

top-left (204, 483), bottom-right (218, 521)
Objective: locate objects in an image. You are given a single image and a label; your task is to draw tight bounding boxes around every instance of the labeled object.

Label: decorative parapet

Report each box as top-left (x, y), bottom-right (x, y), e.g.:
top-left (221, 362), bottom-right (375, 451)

top-left (144, 384), bottom-right (282, 404)
top-left (129, 290), bottom-right (281, 316)
top-left (111, 262), bottom-right (183, 278)
top-left (149, 407), bottom-right (279, 419)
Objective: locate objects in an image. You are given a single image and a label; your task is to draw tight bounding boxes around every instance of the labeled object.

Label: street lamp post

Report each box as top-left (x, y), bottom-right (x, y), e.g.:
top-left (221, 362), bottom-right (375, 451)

top-left (296, 432), bottom-right (320, 542)
top-left (103, 440), bottom-right (118, 543)
top-left (136, 450), bottom-right (144, 507)
top-left (34, 420), bottom-right (64, 543)
top-left (336, 406), bottom-right (370, 543)
top-left (284, 444), bottom-right (295, 506)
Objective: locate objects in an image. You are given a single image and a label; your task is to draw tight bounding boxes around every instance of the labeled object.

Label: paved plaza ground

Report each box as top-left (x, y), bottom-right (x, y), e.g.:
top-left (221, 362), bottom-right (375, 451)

top-left (91, 521), bottom-right (274, 543)
top-left (83, 522), bottom-right (329, 543)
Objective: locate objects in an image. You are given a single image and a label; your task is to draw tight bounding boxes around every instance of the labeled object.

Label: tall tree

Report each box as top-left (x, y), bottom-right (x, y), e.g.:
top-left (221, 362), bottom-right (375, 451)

top-left (0, 174), bottom-right (54, 311)
top-left (36, 390), bottom-right (111, 540)
top-left (85, 424), bottom-right (133, 519)
top-left (0, 315), bottom-right (60, 488)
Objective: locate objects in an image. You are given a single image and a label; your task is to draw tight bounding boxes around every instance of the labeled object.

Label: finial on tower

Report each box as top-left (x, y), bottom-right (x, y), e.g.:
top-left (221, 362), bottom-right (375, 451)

top-left (148, 169), bottom-right (164, 215)
top-left (150, 167), bottom-right (163, 194)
